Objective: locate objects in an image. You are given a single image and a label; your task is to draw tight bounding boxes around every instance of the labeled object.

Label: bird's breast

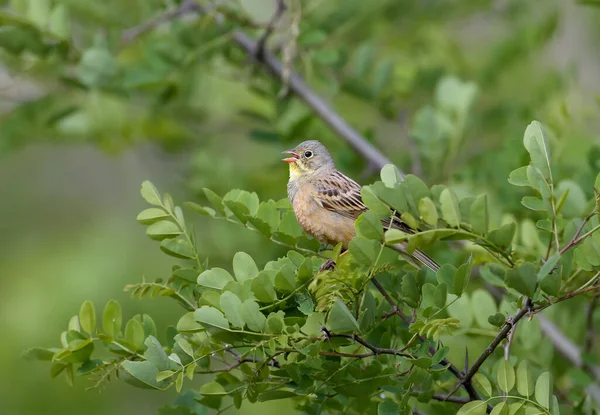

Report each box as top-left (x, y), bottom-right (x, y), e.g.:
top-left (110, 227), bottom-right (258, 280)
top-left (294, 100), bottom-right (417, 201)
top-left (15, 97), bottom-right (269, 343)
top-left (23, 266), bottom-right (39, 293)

top-left (288, 181), bottom-right (356, 246)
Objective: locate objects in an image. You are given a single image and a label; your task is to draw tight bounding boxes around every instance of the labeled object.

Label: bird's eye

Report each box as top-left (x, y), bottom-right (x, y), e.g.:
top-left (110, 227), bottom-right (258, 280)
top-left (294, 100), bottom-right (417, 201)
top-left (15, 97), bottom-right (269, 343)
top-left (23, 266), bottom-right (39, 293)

top-left (304, 151), bottom-right (313, 158)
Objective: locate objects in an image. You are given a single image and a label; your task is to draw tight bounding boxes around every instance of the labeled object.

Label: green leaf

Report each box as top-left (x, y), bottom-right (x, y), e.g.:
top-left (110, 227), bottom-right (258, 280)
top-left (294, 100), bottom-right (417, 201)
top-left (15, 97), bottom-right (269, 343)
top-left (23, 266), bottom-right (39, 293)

top-left (539, 254), bottom-right (561, 296)
top-left (447, 295), bottom-right (474, 328)
top-left (361, 186), bottom-right (391, 216)
top-left (176, 312), bottom-right (203, 333)
top-left (327, 297), bottom-right (360, 333)
top-left (144, 336), bottom-right (171, 371)
top-left (185, 202), bottom-right (215, 217)
top-left (176, 337), bottom-right (194, 358)
top-left (160, 238), bottom-right (195, 259)
top-left (193, 306), bottom-right (230, 332)
top-left (200, 381), bottom-right (227, 396)
top-left (488, 313), bottom-right (506, 327)
top-left (506, 263), bottom-right (537, 297)
top-left (175, 371), bottom-right (183, 392)
top-left (418, 197), bottom-right (439, 226)
top-left (147, 220), bottom-right (181, 241)
top-left (256, 200), bottom-right (281, 231)
top-left (523, 121), bottom-right (552, 181)
top-left (219, 291), bottom-right (245, 329)
top-left (352, 43), bottom-right (374, 77)
top-left (203, 188), bottom-right (226, 216)
top-left (470, 194), bottom-right (488, 234)
top-left (141, 181), bottom-right (162, 206)
top-left (497, 360), bottom-right (515, 393)
top-left (470, 289), bottom-right (496, 329)
top-left (274, 266), bottom-right (296, 293)
top-left (102, 300), bottom-right (122, 338)
top-left (555, 180), bottom-right (586, 217)
top-left (434, 283), bottom-right (447, 309)
top-left (125, 318), bottom-right (145, 350)
top-left (156, 370), bottom-right (175, 381)
top-left (356, 211), bottom-right (384, 240)
top-left (473, 373), bottom-right (492, 397)
top-left (488, 222), bottom-right (516, 249)
top-left (517, 361), bottom-right (534, 398)
top-left (378, 400), bottom-right (400, 415)
top-left (490, 402), bottom-right (508, 415)
top-left (538, 253), bottom-right (560, 281)
top-left (380, 164), bottom-right (402, 188)
top-left (22, 348), bottom-right (56, 361)
top-left (251, 271), bottom-right (277, 303)
top-left (521, 196), bottom-right (546, 212)
top-left (266, 313), bottom-right (284, 334)
top-left (359, 289), bottom-right (377, 332)
top-left (79, 301), bottom-right (96, 335)
top-left (121, 360), bottom-right (167, 390)
top-left (436, 264), bottom-right (457, 294)
top-left (242, 300), bottom-right (266, 332)
top-left (535, 372), bottom-right (552, 409)
top-left (401, 273), bottom-right (420, 308)
top-left (258, 390), bottom-right (298, 402)
top-left (508, 166), bottom-right (530, 187)
top-left (453, 255), bottom-right (473, 296)
top-left (349, 236), bottom-right (379, 264)
top-left (137, 208), bottom-right (169, 225)
top-left (197, 268), bottom-right (234, 290)
top-left (595, 172), bottom-right (600, 191)
top-left (298, 30), bottom-right (327, 46)
top-left (440, 188), bottom-right (461, 227)
top-left (372, 59), bottom-right (394, 95)
top-left (457, 401), bottom-right (487, 415)
top-left (233, 252), bottom-right (259, 281)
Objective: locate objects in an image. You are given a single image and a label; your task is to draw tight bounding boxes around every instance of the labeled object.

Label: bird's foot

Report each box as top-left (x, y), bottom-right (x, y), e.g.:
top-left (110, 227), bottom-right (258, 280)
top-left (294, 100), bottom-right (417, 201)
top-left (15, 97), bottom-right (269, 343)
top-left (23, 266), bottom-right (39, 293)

top-left (319, 259), bottom-right (337, 272)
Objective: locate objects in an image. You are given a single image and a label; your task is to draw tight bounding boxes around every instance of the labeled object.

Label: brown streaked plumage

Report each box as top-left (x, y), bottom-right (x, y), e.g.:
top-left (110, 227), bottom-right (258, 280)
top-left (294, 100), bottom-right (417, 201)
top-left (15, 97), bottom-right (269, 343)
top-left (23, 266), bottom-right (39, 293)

top-left (283, 140), bottom-right (439, 273)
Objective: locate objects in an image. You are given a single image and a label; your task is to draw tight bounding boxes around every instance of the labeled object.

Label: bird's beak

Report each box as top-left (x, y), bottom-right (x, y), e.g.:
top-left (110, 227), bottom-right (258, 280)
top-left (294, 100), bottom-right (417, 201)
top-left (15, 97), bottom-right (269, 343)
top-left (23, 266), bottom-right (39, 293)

top-left (282, 150), bottom-right (299, 163)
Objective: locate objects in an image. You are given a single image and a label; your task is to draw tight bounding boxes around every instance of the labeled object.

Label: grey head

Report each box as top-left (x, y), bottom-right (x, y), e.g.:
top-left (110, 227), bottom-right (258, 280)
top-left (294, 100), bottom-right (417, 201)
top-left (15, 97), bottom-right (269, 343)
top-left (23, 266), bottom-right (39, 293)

top-left (282, 140), bottom-right (336, 180)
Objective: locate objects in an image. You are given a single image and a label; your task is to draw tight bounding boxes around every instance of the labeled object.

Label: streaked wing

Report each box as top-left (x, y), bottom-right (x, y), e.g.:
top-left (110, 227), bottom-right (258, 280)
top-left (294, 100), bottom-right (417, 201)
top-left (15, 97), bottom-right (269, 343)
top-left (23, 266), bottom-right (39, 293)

top-left (312, 170), bottom-right (366, 220)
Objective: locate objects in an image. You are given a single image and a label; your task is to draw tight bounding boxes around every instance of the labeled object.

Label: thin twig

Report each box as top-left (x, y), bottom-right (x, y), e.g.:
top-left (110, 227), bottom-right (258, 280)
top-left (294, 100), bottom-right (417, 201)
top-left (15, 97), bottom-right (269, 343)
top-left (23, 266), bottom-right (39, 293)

top-left (320, 328), bottom-right (413, 358)
top-left (370, 278), bottom-right (481, 401)
top-left (446, 299), bottom-right (531, 400)
top-left (254, 0), bottom-right (286, 59)
top-left (121, 0), bottom-right (200, 45)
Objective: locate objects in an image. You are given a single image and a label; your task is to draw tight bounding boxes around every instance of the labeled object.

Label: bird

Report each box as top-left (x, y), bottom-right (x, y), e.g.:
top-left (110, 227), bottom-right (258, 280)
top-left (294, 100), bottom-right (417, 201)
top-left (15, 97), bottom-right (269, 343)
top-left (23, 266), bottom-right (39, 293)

top-left (282, 140), bottom-right (440, 273)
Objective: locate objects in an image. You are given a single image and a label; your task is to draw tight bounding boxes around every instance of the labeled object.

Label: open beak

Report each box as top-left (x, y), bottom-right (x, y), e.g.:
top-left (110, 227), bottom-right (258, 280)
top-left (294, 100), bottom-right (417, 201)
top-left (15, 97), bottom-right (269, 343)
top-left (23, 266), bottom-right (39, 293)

top-left (282, 150), bottom-right (299, 163)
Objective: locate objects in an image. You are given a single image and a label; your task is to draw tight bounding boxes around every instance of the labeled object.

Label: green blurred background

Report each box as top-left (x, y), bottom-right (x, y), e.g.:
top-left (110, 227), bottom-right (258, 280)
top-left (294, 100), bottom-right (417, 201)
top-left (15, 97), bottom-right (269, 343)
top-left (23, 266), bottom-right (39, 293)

top-left (1, 0), bottom-right (599, 413)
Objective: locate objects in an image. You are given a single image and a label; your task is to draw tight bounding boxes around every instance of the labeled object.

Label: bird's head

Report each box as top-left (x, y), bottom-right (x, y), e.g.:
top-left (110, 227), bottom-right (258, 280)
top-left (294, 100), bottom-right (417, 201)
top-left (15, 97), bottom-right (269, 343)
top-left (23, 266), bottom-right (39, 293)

top-left (282, 140), bottom-right (335, 180)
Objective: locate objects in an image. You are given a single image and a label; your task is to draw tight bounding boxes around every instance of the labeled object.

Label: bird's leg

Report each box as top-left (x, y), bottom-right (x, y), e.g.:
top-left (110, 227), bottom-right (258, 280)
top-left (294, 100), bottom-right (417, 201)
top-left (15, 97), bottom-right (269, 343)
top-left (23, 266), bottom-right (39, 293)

top-left (318, 249), bottom-right (349, 272)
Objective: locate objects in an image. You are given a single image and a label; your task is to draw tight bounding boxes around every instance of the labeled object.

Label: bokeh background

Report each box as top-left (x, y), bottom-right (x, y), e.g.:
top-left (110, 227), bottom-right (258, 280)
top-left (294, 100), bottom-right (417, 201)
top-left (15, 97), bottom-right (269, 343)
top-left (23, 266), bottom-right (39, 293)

top-left (1, 0), bottom-right (599, 414)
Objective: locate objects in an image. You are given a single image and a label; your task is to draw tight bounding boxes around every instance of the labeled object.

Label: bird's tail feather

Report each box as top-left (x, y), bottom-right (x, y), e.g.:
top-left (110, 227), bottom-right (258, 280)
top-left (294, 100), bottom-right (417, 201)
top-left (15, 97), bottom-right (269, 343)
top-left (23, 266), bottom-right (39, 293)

top-left (390, 243), bottom-right (440, 273)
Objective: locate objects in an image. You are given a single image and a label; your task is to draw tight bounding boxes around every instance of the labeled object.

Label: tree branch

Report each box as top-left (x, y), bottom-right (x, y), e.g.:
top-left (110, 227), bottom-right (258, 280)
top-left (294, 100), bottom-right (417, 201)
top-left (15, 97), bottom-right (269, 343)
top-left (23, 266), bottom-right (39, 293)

top-left (446, 299), bottom-right (531, 400)
top-left (321, 328), bottom-right (413, 358)
top-left (121, 0), bottom-right (399, 173)
top-left (370, 277), bottom-right (481, 401)
top-left (230, 30), bottom-right (396, 172)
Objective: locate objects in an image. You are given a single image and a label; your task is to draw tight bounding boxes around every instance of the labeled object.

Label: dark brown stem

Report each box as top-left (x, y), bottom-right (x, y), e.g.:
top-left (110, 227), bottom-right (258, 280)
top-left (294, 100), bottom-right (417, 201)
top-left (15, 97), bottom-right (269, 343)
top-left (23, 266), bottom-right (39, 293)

top-left (532, 283), bottom-right (600, 314)
top-left (321, 328), bottom-right (413, 358)
top-left (254, 0), bottom-right (286, 59)
top-left (370, 278), bottom-right (480, 401)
